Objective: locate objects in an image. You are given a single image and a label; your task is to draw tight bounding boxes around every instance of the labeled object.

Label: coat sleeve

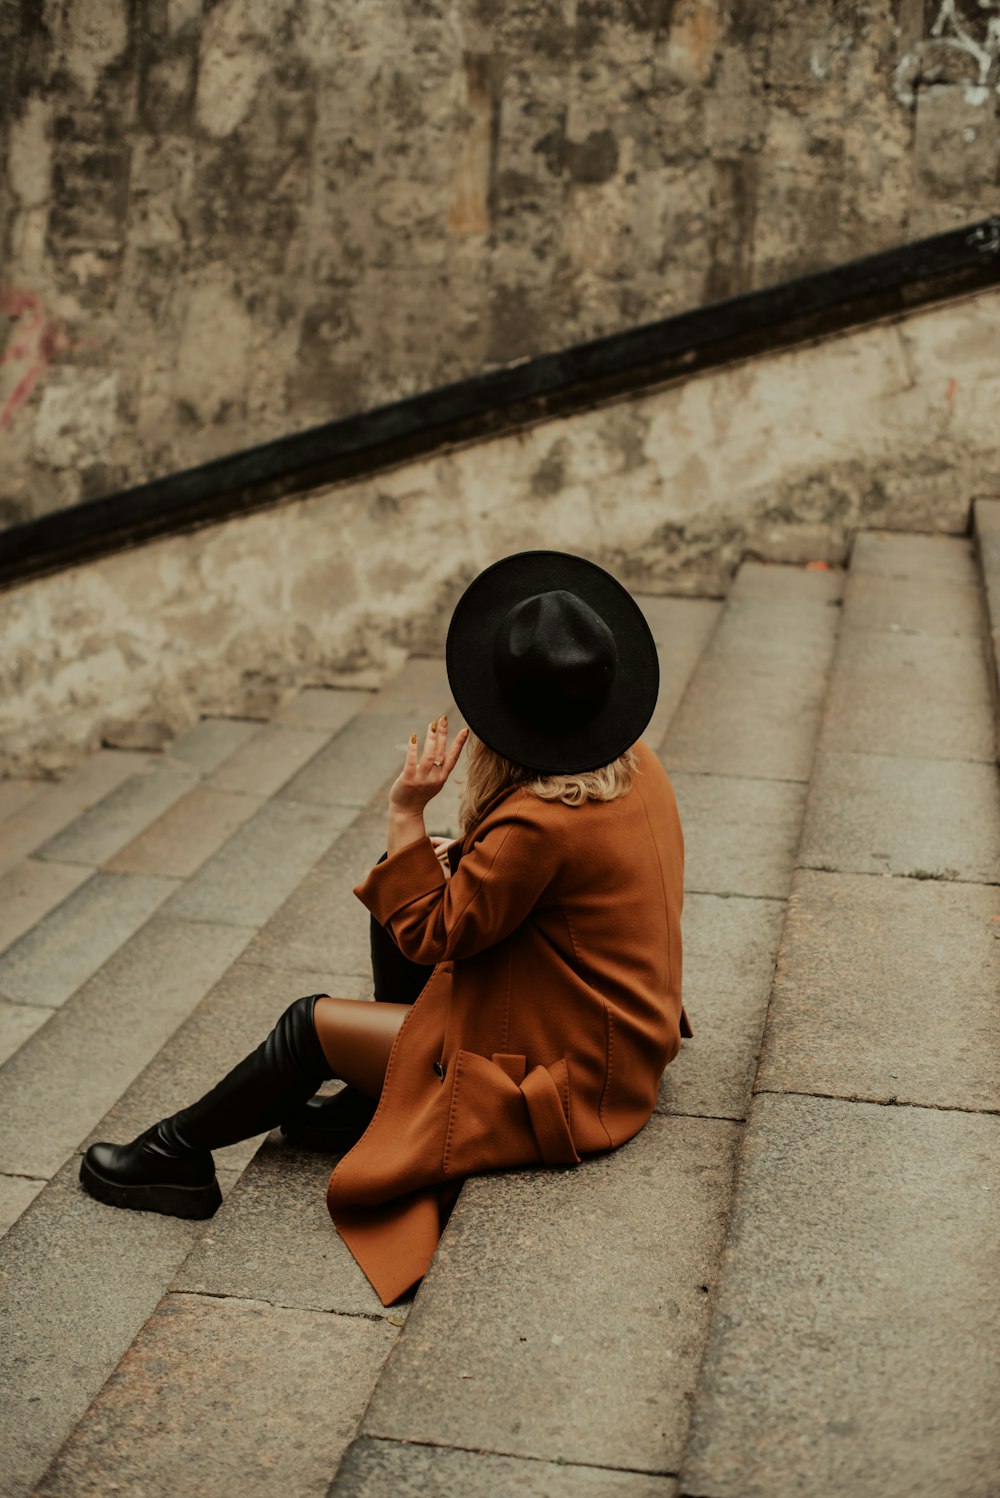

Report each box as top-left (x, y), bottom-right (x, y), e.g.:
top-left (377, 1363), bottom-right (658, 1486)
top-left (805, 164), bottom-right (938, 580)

top-left (353, 798), bottom-right (559, 964)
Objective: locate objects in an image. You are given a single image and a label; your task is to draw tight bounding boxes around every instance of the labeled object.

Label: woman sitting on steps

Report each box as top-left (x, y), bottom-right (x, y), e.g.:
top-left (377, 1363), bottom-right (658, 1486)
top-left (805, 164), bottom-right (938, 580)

top-left (81, 550), bottom-right (691, 1307)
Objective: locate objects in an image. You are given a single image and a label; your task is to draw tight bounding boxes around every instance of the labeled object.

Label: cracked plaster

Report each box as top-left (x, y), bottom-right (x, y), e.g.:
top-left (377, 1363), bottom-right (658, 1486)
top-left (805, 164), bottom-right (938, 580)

top-left (1, 0), bottom-right (998, 524)
top-left (1, 287), bottom-right (998, 775)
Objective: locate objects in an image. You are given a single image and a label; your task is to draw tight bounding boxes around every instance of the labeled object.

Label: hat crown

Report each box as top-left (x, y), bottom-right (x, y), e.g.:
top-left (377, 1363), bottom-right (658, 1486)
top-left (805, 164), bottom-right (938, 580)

top-left (446, 549), bottom-right (658, 774)
top-left (493, 589), bottom-right (618, 731)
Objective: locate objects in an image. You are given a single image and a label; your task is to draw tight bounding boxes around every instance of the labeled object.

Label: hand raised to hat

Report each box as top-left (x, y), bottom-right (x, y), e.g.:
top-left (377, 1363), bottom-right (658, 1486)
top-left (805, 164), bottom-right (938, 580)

top-left (386, 715), bottom-right (470, 857)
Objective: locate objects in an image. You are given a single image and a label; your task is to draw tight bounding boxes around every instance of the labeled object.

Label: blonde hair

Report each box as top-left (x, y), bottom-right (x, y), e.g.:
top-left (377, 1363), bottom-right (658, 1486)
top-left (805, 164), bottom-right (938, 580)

top-left (459, 732), bottom-right (638, 835)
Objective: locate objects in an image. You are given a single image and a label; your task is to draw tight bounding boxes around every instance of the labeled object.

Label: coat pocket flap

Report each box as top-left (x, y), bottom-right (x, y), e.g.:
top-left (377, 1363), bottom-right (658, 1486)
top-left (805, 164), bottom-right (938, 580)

top-left (443, 1049), bottom-right (537, 1180)
top-left (520, 1059), bottom-right (580, 1167)
top-left (491, 1052), bottom-right (527, 1083)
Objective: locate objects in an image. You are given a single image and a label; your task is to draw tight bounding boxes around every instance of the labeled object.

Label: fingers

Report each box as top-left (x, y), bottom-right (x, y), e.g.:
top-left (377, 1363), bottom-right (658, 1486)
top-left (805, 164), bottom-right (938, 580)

top-left (444, 726), bottom-right (470, 774)
top-left (436, 716), bottom-right (469, 777)
top-left (417, 715), bottom-right (458, 768)
top-left (406, 715), bottom-right (467, 793)
top-left (390, 719), bottom-right (457, 816)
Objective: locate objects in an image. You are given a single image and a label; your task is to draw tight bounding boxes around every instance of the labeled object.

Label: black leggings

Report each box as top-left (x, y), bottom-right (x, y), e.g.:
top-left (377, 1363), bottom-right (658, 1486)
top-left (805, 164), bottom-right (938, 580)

top-left (369, 852), bottom-right (436, 1006)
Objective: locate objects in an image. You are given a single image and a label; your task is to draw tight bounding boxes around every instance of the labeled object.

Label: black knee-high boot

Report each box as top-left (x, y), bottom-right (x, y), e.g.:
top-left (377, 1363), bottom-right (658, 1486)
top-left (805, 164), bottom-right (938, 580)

top-left (280, 905), bottom-right (433, 1152)
top-left (80, 996), bottom-right (334, 1220)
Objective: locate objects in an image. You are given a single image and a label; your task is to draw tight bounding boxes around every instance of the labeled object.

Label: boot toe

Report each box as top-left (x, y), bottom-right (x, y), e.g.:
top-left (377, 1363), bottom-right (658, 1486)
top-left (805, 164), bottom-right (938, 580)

top-left (84, 1141), bottom-right (123, 1176)
top-left (79, 1135), bottom-right (222, 1220)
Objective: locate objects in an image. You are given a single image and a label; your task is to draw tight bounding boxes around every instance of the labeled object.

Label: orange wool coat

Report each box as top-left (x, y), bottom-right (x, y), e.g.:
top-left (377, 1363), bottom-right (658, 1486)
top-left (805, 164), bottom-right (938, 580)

top-left (326, 738), bottom-right (688, 1305)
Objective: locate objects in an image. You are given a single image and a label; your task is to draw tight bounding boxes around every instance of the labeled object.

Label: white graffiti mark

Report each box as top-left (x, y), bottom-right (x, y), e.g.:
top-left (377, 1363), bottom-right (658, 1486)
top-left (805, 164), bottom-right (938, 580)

top-left (893, 0), bottom-right (1000, 106)
top-left (809, 11), bottom-right (868, 82)
top-left (966, 215), bottom-right (1000, 253)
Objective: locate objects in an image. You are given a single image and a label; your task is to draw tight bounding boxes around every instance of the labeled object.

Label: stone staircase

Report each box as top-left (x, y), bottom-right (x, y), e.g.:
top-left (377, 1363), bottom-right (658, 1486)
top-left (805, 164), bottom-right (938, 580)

top-left (1, 517), bottom-right (997, 1498)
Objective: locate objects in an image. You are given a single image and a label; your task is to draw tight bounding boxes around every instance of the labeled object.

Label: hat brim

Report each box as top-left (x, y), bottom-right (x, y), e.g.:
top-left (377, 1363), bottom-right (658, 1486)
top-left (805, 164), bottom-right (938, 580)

top-left (445, 551), bottom-right (660, 774)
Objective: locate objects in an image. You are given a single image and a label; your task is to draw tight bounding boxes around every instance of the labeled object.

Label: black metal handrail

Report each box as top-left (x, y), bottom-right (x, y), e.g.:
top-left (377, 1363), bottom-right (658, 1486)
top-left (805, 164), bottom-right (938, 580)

top-left (2, 216), bottom-right (998, 590)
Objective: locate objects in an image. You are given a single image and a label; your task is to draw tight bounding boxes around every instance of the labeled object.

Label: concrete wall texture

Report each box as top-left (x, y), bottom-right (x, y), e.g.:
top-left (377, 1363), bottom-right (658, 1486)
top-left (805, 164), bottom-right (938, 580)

top-left (2, 0), bottom-right (1000, 528)
top-left (2, 285), bottom-right (998, 775)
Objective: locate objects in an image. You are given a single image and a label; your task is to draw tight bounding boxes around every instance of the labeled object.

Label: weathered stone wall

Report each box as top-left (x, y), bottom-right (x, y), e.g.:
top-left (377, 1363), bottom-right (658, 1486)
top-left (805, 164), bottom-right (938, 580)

top-left (2, 286), bottom-right (998, 775)
top-left (2, 0), bottom-right (999, 528)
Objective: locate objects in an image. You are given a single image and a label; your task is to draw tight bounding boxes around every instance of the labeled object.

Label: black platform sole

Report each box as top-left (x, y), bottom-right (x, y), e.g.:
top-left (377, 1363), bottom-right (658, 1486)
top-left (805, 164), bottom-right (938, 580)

top-left (79, 1153), bottom-right (222, 1220)
top-left (278, 1119), bottom-right (367, 1154)
top-left (279, 1090), bottom-right (375, 1154)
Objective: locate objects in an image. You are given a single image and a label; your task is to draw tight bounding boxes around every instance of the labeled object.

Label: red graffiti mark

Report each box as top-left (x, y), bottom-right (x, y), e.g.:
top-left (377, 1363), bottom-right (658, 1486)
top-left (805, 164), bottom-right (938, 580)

top-left (945, 377), bottom-right (958, 411)
top-left (0, 288), bottom-right (75, 433)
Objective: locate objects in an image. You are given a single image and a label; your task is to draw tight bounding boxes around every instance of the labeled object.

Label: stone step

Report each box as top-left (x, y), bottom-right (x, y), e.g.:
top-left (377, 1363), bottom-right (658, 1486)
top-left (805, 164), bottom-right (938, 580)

top-left (335, 1437), bottom-right (679, 1497)
top-left (327, 564), bottom-right (844, 1492)
top-left (4, 514), bottom-right (993, 1498)
top-left (204, 722), bottom-right (341, 797)
top-left (0, 957), bottom-right (374, 1498)
top-left (19, 838), bottom-right (396, 1497)
top-left (276, 657), bottom-right (454, 811)
top-left (663, 563), bottom-right (843, 783)
top-left (0, 859), bottom-right (91, 955)
top-left (34, 1294), bottom-right (398, 1498)
top-left (0, 791), bottom-right (361, 1229)
top-left (27, 693), bottom-right (369, 874)
top-left (32, 763), bottom-right (205, 868)
top-left (0, 689), bottom-right (377, 1196)
top-left (161, 715), bottom-right (264, 773)
top-left (0, 871), bottom-right (182, 1012)
top-left (0, 712), bottom-right (358, 970)
top-left (0, 913), bottom-right (256, 1186)
top-left (679, 531), bottom-right (1000, 1498)
top-left (683, 1096), bottom-right (1000, 1498)
top-left (0, 1151), bottom-right (248, 1498)
top-left (0, 749), bottom-right (157, 879)
top-left (24, 595), bottom-right (720, 1498)
top-left (0, 678), bottom-right (405, 1494)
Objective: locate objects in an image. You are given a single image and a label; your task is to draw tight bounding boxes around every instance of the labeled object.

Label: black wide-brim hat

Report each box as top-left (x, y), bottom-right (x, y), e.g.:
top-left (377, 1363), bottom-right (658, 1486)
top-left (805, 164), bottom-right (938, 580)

top-left (445, 550), bottom-right (659, 774)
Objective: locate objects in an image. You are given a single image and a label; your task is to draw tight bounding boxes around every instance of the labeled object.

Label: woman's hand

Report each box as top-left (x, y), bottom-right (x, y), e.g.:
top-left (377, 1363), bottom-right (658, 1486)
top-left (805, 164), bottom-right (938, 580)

top-left (389, 716), bottom-right (469, 815)
top-left (430, 835), bottom-right (457, 877)
top-left (386, 716), bottom-right (469, 857)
